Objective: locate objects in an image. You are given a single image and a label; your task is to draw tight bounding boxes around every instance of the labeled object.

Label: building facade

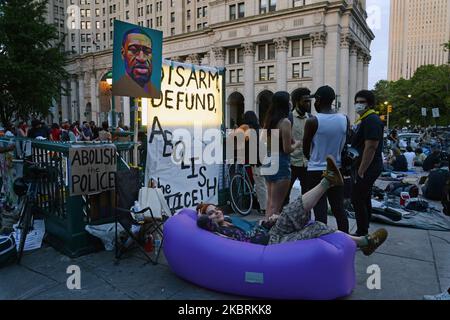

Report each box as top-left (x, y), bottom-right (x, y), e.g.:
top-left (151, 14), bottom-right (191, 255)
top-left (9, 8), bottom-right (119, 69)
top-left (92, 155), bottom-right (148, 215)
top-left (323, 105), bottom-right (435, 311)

top-left (58, 0), bottom-right (374, 126)
top-left (388, 0), bottom-right (450, 81)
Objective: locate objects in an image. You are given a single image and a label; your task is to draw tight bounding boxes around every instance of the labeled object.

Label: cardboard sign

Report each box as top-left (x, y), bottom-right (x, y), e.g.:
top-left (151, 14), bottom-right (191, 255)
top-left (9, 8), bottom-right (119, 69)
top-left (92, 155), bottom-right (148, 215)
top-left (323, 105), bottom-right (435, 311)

top-left (144, 60), bottom-right (224, 211)
top-left (69, 145), bottom-right (117, 196)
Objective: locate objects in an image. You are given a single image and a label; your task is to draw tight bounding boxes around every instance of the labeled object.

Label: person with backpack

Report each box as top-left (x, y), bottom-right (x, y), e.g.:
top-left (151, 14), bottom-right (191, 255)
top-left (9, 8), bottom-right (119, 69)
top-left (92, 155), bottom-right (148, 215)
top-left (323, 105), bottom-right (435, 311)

top-left (350, 90), bottom-right (384, 237)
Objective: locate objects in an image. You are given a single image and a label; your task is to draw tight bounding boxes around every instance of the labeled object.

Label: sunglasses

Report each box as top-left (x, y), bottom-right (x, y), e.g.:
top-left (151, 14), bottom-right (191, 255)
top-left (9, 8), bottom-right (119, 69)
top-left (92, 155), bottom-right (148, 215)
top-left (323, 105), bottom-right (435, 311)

top-left (128, 44), bottom-right (152, 56)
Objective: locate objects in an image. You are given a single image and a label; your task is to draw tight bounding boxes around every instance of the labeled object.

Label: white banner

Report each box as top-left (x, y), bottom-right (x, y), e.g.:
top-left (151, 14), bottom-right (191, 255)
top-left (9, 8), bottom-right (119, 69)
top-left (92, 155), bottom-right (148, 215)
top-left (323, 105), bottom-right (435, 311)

top-left (144, 60), bottom-right (224, 211)
top-left (421, 108), bottom-right (427, 117)
top-left (432, 108), bottom-right (440, 118)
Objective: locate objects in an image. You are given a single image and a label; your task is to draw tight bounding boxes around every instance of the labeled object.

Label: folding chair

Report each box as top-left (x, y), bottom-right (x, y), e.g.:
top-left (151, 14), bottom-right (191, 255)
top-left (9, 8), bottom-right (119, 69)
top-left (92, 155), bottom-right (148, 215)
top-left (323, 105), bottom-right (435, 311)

top-left (114, 169), bottom-right (172, 265)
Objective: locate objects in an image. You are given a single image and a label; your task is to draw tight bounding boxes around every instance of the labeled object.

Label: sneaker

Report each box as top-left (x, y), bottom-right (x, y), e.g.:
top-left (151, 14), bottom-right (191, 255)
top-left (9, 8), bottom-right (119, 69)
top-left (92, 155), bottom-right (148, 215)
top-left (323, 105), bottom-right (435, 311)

top-left (361, 228), bottom-right (388, 256)
top-left (423, 290), bottom-right (450, 300)
top-left (322, 155), bottom-right (344, 187)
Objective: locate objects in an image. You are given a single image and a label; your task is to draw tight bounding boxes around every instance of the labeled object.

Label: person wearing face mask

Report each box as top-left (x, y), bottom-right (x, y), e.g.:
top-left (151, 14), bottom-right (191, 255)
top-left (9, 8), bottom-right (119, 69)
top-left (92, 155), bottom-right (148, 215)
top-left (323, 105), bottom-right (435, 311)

top-left (303, 86), bottom-right (350, 233)
top-left (350, 90), bottom-right (384, 237)
top-left (284, 88), bottom-right (312, 206)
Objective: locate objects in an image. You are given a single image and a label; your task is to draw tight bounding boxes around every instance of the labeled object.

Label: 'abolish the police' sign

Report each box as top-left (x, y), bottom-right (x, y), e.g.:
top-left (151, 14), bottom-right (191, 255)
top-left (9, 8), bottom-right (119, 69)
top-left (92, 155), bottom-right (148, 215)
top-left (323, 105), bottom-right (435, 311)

top-left (69, 145), bottom-right (117, 196)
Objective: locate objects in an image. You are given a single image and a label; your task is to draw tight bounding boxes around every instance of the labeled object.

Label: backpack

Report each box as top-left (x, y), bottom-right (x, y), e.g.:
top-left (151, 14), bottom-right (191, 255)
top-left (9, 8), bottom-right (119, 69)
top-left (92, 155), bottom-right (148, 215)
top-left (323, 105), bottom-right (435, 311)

top-left (0, 234), bottom-right (17, 267)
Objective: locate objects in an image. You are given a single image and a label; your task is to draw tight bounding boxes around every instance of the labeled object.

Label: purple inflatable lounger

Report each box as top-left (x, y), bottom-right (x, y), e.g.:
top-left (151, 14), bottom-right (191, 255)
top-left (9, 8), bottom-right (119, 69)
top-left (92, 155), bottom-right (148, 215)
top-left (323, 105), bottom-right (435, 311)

top-left (163, 209), bottom-right (356, 300)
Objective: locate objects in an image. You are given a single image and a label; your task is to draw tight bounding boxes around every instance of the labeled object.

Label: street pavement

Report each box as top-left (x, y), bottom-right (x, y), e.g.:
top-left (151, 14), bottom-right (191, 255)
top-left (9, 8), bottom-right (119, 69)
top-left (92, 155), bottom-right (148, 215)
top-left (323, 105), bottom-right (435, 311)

top-left (1, 211), bottom-right (448, 300)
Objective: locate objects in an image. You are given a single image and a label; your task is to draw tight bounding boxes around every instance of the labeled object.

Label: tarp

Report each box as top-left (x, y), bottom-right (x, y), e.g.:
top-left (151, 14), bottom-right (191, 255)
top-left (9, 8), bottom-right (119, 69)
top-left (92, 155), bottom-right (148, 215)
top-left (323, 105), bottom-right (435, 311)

top-left (346, 199), bottom-right (450, 231)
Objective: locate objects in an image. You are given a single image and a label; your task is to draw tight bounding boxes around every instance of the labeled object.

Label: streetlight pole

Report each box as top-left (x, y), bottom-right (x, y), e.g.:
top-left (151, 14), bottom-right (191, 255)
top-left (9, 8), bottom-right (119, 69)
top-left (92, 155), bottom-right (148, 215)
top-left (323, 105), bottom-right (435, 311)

top-left (105, 71), bottom-right (116, 128)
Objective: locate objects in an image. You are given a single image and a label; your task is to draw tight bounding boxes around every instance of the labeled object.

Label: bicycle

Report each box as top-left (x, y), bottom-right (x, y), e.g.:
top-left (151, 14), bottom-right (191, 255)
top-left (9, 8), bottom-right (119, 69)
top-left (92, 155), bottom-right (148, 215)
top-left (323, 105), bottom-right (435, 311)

top-left (13, 161), bottom-right (48, 264)
top-left (228, 163), bottom-right (256, 216)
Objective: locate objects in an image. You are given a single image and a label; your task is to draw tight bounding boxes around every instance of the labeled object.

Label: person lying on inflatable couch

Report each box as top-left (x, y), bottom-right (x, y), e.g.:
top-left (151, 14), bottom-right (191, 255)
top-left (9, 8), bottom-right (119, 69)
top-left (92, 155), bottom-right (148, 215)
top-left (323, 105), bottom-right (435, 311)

top-left (197, 155), bottom-right (388, 256)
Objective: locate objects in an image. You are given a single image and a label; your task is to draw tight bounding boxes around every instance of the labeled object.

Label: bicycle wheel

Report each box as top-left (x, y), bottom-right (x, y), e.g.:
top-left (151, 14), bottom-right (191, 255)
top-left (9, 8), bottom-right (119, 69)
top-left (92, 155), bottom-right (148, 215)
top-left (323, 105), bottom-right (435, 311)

top-left (230, 174), bottom-right (253, 216)
top-left (17, 204), bottom-right (33, 264)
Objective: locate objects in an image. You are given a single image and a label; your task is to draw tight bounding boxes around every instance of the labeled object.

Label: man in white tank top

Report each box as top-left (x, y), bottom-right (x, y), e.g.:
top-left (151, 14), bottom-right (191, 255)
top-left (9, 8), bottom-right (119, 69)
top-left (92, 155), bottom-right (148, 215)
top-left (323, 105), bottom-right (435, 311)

top-left (303, 86), bottom-right (349, 233)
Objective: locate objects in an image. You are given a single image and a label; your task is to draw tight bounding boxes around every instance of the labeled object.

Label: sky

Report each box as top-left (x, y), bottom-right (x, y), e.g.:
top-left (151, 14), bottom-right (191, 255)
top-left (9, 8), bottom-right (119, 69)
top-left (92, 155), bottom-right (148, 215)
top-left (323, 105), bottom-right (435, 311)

top-left (366, 0), bottom-right (391, 89)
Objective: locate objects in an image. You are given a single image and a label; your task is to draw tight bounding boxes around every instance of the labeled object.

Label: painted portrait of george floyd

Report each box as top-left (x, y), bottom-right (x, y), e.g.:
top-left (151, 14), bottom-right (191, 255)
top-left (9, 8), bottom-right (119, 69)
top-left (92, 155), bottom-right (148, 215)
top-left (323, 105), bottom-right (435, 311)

top-left (112, 20), bottom-right (162, 98)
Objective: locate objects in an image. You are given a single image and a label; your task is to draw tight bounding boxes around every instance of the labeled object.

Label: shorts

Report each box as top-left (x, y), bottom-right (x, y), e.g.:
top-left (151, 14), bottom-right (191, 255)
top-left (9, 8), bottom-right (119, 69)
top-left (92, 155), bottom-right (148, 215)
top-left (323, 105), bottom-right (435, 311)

top-left (263, 153), bottom-right (291, 183)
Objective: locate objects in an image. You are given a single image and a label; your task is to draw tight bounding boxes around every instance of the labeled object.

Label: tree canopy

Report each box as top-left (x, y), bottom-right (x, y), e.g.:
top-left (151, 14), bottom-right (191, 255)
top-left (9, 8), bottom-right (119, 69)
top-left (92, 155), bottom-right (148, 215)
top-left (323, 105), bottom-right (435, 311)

top-left (373, 64), bottom-right (450, 127)
top-left (0, 0), bottom-right (69, 125)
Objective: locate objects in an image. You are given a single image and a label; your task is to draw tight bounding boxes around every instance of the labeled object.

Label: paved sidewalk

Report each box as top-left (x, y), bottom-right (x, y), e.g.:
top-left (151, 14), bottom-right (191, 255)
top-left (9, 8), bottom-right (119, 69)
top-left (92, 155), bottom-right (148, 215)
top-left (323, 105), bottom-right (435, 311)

top-left (1, 214), bottom-right (448, 300)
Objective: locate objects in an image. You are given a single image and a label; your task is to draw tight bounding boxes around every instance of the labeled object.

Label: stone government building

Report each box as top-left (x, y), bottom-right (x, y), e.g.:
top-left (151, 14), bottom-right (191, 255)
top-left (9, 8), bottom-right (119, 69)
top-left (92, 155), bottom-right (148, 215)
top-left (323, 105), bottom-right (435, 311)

top-left (52, 0), bottom-right (374, 126)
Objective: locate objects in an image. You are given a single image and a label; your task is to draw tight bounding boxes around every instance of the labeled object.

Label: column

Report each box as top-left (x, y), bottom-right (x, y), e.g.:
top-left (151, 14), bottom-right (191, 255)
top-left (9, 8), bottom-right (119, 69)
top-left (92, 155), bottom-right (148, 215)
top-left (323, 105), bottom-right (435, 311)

top-left (349, 44), bottom-right (358, 123)
top-left (242, 42), bottom-right (255, 112)
top-left (311, 31), bottom-right (327, 92)
top-left (324, 31), bottom-right (341, 93)
top-left (274, 37), bottom-right (288, 91)
top-left (356, 49), bottom-right (364, 92)
top-left (61, 81), bottom-right (70, 122)
top-left (212, 47), bottom-right (225, 68)
top-left (201, 52), bottom-right (210, 66)
top-left (90, 72), bottom-right (97, 122)
top-left (186, 53), bottom-right (200, 65)
top-left (78, 73), bottom-right (85, 122)
top-left (363, 54), bottom-right (371, 90)
top-left (70, 76), bottom-right (78, 122)
top-left (339, 33), bottom-right (351, 116)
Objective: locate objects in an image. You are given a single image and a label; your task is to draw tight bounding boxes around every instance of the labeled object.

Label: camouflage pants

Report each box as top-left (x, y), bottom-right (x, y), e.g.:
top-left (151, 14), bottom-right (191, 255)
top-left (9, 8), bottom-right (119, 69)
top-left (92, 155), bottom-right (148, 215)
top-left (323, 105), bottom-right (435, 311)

top-left (268, 195), bottom-right (335, 245)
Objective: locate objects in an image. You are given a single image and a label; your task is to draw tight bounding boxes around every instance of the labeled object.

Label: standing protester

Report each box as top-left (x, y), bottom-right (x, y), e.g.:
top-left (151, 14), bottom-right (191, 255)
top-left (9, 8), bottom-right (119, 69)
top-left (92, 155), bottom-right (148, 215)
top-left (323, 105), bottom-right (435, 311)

top-left (350, 90), bottom-right (384, 237)
top-left (27, 119), bottom-right (49, 139)
top-left (303, 85), bottom-right (349, 233)
top-left (285, 88), bottom-right (311, 204)
top-left (90, 121), bottom-right (99, 140)
top-left (16, 121), bottom-right (28, 138)
top-left (81, 121), bottom-right (94, 141)
top-left (240, 111), bottom-right (267, 215)
top-left (49, 123), bottom-right (61, 141)
top-left (97, 121), bottom-right (112, 142)
top-left (263, 91), bottom-right (301, 220)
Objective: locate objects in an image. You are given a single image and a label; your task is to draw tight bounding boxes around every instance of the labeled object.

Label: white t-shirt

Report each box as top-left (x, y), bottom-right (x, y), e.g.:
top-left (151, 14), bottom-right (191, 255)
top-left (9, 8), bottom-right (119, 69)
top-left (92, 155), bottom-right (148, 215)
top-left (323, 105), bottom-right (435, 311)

top-left (404, 151), bottom-right (415, 169)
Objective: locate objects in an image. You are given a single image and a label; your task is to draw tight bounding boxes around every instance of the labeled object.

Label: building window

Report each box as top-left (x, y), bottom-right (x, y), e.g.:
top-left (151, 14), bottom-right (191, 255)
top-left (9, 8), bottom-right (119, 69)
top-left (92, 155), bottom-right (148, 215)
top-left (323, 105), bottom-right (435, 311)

top-left (203, 6), bottom-right (207, 17)
top-left (228, 49), bottom-right (236, 64)
top-left (71, 33), bottom-right (75, 42)
top-left (229, 4), bottom-right (236, 20)
top-left (292, 40), bottom-right (300, 57)
top-left (171, 12), bottom-right (175, 23)
top-left (238, 3), bottom-right (245, 18)
top-left (229, 70), bottom-right (236, 83)
top-left (292, 63), bottom-right (300, 78)
top-left (302, 39), bottom-right (312, 56)
top-left (267, 66), bottom-right (275, 80)
top-left (259, 67), bottom-right (266, 81)
top-left (259, 0), bottom-right (277, 14)
top-left (237, 48), bottom-right (244, 63)
top-left (293, 0), bottom-right (305, 7)
top-left (237, 69), bottom-right (243, 83)
top-left (268, 43), bottom-right (275, 60)
top-left (171, 28), bottom-right (175, 36)
top-left (258, 45), bottom-right (266, 60)
top-left (187, 10), bottom-right (191, 20)
top-left (302, 62), bottom-right (311, 78)
top-left (187, 25), bottom-right (191, 32)
top-left (197, 7), bottom-right (202, 18)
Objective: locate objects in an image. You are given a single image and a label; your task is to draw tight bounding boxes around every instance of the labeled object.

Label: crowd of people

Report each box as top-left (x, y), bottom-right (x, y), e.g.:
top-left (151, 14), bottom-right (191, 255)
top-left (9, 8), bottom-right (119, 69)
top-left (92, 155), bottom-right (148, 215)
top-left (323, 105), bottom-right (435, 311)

top-left (200, 86), bottom-right (389, 259)
top-left (0, 119), bottom-right (133, 143)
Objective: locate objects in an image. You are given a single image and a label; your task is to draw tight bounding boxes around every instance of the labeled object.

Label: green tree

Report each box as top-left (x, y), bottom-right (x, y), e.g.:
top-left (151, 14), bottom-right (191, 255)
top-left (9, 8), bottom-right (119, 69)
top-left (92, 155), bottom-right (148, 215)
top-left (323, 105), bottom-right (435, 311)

top-left (0, 0), bottom-right (69, 124)
top-left (373, 64), bottom-right (450, 127)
